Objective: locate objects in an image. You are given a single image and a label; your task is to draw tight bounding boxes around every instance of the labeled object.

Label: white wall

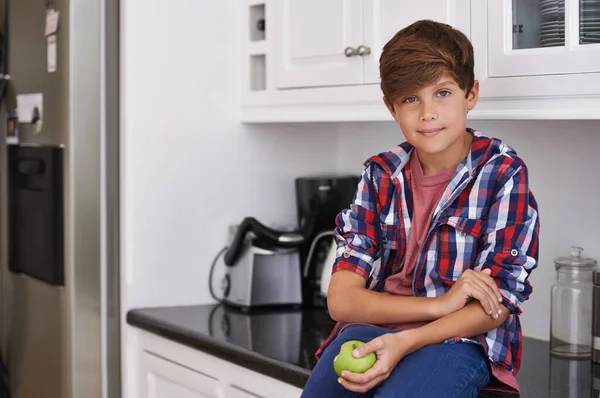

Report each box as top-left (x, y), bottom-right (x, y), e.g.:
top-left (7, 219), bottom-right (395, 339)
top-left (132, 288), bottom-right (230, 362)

top-left (335, 119), bottom-right (600, 341)
top-left (120, 1), bottom-right (339, 312)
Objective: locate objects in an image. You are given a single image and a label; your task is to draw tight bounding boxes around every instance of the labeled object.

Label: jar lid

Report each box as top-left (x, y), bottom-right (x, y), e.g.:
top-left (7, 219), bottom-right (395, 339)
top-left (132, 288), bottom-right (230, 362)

top-left (555, 246), bottom-right (597, 269)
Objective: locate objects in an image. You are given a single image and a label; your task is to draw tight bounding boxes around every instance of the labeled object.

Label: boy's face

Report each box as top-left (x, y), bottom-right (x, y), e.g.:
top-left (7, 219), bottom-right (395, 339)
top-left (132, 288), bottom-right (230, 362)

top-left (384, 75), bottom-right (479, 161)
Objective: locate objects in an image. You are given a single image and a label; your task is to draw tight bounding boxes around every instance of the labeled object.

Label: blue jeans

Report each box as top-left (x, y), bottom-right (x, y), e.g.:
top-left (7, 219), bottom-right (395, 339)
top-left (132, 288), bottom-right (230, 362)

top-left (302, 324), bottom-right (490, 398)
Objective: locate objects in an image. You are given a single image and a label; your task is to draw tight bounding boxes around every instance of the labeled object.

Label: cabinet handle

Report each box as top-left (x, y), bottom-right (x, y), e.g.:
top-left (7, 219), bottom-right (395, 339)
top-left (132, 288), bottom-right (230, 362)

top-left (357, 45), bottom-right (371, 56)
top-left (344, 47), bottom-right (358, 57)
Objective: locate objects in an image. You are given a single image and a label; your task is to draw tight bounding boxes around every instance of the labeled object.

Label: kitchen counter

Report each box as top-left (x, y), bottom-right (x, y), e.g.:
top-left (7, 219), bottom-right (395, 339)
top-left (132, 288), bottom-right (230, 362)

top-left (127, 304), bottom-right (598, 397)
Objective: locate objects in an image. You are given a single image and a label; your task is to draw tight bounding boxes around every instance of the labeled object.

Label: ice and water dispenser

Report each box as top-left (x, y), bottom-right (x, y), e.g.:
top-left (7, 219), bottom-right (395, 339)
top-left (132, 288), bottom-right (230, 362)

top-left (7, 144), bottom-right (64, 286)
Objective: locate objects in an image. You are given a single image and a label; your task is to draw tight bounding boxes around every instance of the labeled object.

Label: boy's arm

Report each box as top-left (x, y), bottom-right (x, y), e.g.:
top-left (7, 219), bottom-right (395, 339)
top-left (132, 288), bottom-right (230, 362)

top-left (404, 300), bottom-right (509, 353)
top-left (476, 162), bottom-right (540, 315)
top-left (328, 267), bottom-right (502, 324)
top-left (327, 271), bottom-right (441, 324)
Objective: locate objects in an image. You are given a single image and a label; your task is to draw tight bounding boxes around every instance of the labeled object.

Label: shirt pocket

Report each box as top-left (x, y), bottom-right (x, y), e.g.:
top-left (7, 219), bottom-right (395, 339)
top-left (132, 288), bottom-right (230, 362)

top-left (434, 216), bottom-right (483, 284)
top-left (379, 222), bottom-right (399, 250)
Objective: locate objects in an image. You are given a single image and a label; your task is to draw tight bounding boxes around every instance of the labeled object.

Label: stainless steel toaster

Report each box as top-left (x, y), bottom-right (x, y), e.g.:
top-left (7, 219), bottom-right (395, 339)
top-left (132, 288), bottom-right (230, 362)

top-left (221, 243), bottom-right (303, 310)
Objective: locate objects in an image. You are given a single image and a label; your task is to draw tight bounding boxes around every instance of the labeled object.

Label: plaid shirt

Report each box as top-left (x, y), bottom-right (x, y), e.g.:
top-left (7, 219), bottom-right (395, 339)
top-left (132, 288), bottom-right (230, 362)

top-left (317, 129), bottom-right (540, 375)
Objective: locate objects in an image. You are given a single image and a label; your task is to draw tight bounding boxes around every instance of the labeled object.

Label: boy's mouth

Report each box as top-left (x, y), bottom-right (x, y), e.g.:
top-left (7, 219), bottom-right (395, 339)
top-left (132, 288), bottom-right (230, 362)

top-left (418, 127), bottom-right (444, 137)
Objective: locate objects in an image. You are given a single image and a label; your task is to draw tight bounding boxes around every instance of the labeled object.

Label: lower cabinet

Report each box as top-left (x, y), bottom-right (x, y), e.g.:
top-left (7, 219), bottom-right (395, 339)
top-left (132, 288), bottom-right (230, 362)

top-left (142, 352), bottom-right (221, 398)
top-left (137, 331), bottom-right (303, 398)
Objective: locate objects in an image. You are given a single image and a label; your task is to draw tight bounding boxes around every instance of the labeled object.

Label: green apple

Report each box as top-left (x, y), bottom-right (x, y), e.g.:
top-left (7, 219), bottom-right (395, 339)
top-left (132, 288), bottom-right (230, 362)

top-left (333, 340), bottom-right (377, 377)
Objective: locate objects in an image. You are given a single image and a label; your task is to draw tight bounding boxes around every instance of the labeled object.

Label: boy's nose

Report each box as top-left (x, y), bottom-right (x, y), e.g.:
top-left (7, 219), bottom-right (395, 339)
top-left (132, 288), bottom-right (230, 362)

top-left (419, 104), bottom-right (438, 122)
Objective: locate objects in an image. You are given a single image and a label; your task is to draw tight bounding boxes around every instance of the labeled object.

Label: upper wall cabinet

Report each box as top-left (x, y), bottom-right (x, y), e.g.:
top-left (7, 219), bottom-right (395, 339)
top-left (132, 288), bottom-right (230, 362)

top-left (274, 0), bottom-right (466, 89)
top-left (241, 0), bottom-right (470, 122)
top-left (471, 0), bottom-right (600, 119)
top-left (274, 0), bottom-right (364, 89)
top-left (241, 0), bottom-right (600, 122)
top-left (487, 0), bottom-right (598, 76)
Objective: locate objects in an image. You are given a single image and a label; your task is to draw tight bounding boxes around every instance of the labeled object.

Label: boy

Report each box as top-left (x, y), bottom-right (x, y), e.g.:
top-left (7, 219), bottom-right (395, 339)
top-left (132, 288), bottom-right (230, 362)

top-left (301, 20), bottom-right (540, 397)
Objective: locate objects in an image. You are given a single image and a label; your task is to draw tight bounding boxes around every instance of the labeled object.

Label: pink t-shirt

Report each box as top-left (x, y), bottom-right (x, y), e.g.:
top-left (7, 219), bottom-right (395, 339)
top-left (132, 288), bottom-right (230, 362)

top-left (382, 149), bottom-right (454, 332)
top-left (381, 150), bottom-right (519, 393)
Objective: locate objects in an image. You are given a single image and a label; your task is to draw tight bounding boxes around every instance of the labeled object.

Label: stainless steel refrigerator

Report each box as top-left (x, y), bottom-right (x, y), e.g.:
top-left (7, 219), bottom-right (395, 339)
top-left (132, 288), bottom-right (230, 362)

top-left (0, 0), bottom-right (120, 397)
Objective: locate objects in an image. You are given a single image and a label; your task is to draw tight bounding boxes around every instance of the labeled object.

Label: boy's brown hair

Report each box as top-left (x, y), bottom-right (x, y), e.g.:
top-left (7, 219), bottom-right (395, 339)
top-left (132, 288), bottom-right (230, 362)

top-left (379, 20), bottom-right (475, 105)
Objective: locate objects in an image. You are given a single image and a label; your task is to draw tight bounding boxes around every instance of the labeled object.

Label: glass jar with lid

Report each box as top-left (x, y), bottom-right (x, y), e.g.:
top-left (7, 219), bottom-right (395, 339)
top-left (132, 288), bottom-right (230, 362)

top-left (550, 246), bottom-right (597, 358)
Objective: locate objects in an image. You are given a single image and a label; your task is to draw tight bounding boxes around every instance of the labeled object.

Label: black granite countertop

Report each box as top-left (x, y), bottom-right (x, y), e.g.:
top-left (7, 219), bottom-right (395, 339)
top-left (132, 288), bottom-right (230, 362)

top-left (127, 304), bottom-right (599, 397)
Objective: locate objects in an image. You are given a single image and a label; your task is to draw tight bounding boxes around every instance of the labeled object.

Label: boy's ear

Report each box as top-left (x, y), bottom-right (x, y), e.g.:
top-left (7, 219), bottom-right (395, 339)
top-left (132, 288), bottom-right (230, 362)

top-left (467, 80), bottom-right (480, 111)
top-left (383, 96), bottom-right (399, 122)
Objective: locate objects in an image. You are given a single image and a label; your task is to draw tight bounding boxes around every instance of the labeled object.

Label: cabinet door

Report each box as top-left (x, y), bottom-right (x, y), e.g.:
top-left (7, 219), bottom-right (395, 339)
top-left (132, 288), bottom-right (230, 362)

top-left (223, 367), bottom-right (303, 398)
top-left (226, 385), bottom-right (264, 398)
top-left (363, 0), bottom-right (472, 84)
top-left (274, 0), bottom-right (364, 88)
top-left (224, 383), bottom-right (302, 398)
top-left (487, 0), bottom-right (600, 77)
top-left (142, 352), bottom-right (221, 398)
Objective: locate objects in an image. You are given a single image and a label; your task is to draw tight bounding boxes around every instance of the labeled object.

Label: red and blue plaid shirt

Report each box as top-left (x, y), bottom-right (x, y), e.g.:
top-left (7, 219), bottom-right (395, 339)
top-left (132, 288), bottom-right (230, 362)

top-left (317, 129), bottom-right (540, 375)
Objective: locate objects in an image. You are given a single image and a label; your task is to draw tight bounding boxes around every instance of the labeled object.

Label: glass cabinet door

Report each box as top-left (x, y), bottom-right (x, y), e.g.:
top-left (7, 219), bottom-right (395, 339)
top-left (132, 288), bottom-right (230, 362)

top-left (487, 0), bottom-right (600, 77)
top-left (580, 0), bottom-right (600, 45)
top-left (513, 0), bottom-right (565, 49)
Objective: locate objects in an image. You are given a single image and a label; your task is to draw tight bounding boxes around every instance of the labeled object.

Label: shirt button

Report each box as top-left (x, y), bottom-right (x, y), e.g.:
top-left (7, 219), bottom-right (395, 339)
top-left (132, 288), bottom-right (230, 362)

top-left (510, 249), bottom-right (519, 256)
top-left (343, 252), bottom-right (351, 259)
top-left (460, 232), bottom-right (467, 238)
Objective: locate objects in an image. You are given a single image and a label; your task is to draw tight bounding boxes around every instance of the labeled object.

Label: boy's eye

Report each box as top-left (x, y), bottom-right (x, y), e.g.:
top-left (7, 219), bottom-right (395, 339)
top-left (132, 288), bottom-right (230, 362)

top-left (437, 90), bottom-right (451, 97)
top-left (402, 96), bottom-right (417, 104)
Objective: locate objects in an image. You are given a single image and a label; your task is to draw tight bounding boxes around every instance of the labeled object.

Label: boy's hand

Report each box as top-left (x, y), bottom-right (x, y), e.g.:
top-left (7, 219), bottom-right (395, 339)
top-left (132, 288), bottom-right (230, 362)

top-left (338, 331), bottom-right (414, 393)
top-left (435, 268), bottom-right (503, 319)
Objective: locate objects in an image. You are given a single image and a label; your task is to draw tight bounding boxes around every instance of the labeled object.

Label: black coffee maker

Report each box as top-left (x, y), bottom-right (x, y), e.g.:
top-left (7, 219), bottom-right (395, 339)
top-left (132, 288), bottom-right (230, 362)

top-left (223, 175), bottom-right (358, 309)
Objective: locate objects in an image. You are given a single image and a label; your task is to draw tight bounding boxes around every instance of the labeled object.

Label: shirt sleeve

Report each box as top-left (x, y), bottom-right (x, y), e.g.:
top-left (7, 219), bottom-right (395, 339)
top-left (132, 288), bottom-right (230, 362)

top-left (475, 162), bottom-right (540, 315)
top-left (332, 163), bottom-right (383, 280)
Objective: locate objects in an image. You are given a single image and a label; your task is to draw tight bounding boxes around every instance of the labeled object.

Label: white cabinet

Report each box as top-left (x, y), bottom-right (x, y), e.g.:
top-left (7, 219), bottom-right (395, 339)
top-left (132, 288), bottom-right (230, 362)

top-left (471, 0), bottom-right (600, 118)
top-left (242, 0), bottom-right (470, 121)
top-left (486, 0), bottom-right (600, 77)
top-left (142, 352), bottom-right (220, 398)
top-left (274, 0), bottom-right (468, 89)
top-left (275, 0), bottom-right (364, 88)
top-left (134, 331), bottom-right (303, 398)
top-left (241, 0), bottom-right (600, 121)
top-left (225, 385), bottom-right (263, 398)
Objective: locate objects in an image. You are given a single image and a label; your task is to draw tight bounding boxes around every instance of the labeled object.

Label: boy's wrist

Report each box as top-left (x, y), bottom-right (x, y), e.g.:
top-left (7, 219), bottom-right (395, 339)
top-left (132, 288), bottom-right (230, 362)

top-left (430, 296), bottom-right (449, 319)
top-left (396, 327), bottom-right (426, 356)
